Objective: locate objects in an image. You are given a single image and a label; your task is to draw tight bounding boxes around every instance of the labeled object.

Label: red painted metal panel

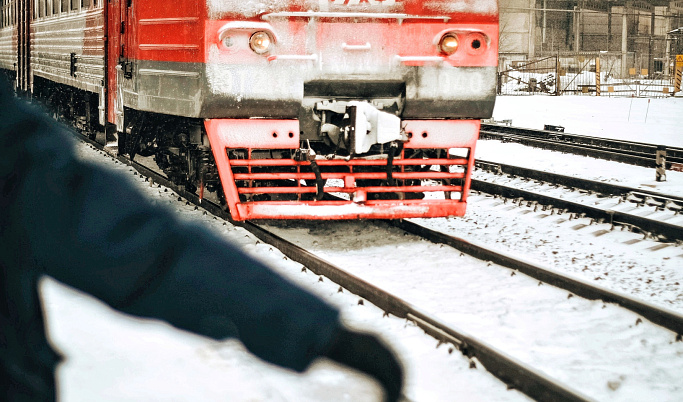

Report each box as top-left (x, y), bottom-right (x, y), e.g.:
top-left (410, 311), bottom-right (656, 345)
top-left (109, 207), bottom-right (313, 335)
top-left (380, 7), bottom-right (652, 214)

top-left (210, 1), bottom-right (498, 23)
top-left (205, 118), bottom-right (478, 221)
top-left (204, 119), bottom-right (300, 149)
top-left (134, 0), bottom-right (203, 63)
top-left (203, 18), bottom-right (497, 67)
top-left (114, 2), bottom-right (502, 66)
top-left (313, 22), bottom-right (497, 68)
top-left (232, 172), bottom-right (466, 181)
top-left (228, 158), bottom-right (469, 167)
top-left (237, 185), bottom-right (462, 195)
top-left (404, 120), bottom-right (479, 149)
top-left (238, 200), bottom-right (468, 221)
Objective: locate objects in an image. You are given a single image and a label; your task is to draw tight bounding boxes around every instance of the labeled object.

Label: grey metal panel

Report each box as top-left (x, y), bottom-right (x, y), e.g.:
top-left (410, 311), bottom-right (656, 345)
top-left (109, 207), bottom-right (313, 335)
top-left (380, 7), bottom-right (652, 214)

top-left (125, 59), bottom-right (204, 117)
top-left (403, 66), bottom-right (498, 119)
top-left (0, 27), bottom-right (16, 72)
top-left (125, 61), bottom-right (496, 120)
top-left (200, 64), bottom-right (497, 120)
top-left (30, 9), bottom-right (105, 94)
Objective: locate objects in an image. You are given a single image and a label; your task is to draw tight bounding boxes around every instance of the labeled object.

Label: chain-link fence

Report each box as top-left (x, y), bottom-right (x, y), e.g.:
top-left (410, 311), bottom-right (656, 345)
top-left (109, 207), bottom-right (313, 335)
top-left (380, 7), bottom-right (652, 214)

top-left (498, 53), bottom-right (680, 98)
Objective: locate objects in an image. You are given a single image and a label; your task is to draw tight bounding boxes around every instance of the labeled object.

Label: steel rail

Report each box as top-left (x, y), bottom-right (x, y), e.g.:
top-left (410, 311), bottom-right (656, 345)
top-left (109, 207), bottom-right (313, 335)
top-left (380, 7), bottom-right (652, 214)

top-left (470, 178), bottom-right (683, 241)
top-left (480, 130), bottom-right (658, 168)
top-left (80, 132), bottom-right (683, 336)
top-left (480, 123), bottom-right (683, 168)
top-left (243, 222), bottom-right (593, 402)
top-left (481, 123), bottom-right (683, 158)
top-left (72, 135), bottom-right (593, 402)
top-left (475, 160), bottom-right (683, 211)
top-left (391, 219), bottom-right (683, 337)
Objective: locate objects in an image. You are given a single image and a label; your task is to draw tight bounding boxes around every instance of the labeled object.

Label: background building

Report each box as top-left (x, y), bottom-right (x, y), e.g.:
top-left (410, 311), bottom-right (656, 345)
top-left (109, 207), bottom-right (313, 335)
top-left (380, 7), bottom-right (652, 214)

top-left (500, 0), bottom-right (683, 79)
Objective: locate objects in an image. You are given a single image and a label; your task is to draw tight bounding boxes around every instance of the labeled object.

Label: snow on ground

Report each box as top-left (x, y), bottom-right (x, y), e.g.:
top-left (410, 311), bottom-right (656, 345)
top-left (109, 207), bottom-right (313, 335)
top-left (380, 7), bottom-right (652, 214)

top-left (41, 95), bottom-right (683, 401)
top-left (263, 219), bottom-right (683, 402)
top-left (414, 193), bottom-right (683, 311)
top-left (475, 140), bottom-right (683, 197)
top-left (460, 95), bottom-right (683, 309)
top-left (480, 95), bottom-right (683, 197)
top-left (490, 95), bottom-right (683, 147)
top-left (42, 143), bottom-right (529, 402)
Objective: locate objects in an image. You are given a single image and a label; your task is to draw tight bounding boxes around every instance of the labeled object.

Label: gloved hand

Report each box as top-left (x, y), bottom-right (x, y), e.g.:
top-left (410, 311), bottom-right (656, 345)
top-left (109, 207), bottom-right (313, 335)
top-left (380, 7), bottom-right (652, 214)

top-left (322, 327), bottom-right (404, 402)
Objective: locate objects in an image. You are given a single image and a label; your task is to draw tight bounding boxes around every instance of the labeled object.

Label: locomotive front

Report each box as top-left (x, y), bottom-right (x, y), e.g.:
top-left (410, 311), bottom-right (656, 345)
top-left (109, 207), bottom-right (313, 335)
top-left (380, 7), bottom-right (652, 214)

top-left (129, 0), bottom-right (499, 220)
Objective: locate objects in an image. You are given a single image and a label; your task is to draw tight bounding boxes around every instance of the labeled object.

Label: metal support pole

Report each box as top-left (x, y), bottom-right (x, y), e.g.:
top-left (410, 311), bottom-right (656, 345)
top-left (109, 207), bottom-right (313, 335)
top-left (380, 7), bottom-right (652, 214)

top-left (574, 7), bottom-right (581, 52)
top-left (542, 0), bottom-right (547, 48)
top-left (529, 0), bottom-right (536, 58)
top-left (664, 10), bottom-right (672, 77)
top-left (656, 146), bottom-right (667, 182)
top-left (607, 6), bottom-right (612, 51)
top-left (622, 11), bottom-right (628, 78)
top-left (595, 57), bottom-right (601, 96)
top-left (649, 12), bottom-right (655, 79)
top-left (556, 53), bottom-right (561, 95)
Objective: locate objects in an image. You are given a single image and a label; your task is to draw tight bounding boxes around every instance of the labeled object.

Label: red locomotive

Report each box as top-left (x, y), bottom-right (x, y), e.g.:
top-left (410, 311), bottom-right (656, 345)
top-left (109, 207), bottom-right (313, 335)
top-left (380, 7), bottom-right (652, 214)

top-left (1, 0), bottom-right (498, 220)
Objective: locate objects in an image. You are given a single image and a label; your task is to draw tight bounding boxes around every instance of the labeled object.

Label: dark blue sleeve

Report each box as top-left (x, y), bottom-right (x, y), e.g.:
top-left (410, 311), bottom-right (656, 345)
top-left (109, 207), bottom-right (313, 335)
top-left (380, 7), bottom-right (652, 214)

top-left (0, 85), bottom-right (340, 372)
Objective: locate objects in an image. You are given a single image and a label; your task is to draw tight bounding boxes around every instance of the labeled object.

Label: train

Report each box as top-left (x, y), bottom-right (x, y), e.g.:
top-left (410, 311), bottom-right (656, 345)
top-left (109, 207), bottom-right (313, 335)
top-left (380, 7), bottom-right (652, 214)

top-left (0, 0), bottom-right (499, 220)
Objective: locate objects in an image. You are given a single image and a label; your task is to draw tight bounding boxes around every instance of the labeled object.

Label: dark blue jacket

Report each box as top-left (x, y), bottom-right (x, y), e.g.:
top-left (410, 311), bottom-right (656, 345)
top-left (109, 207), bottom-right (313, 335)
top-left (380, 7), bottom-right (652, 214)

top-left (0, 81), bottom-right (340, 400)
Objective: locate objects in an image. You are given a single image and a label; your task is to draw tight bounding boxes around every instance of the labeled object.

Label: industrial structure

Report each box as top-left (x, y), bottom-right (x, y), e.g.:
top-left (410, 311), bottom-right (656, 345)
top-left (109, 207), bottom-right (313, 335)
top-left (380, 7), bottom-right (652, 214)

top-left (500, 1), bottom-right (683, 79)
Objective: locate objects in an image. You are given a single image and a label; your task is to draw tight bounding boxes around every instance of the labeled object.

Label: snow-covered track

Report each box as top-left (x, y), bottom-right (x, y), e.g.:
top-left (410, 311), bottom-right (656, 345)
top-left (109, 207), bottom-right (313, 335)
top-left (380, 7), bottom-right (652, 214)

top-left (73, 135), bottom-right (592, 401)
top-left (471, 163), bottom-right (683, 242)
top-left (392, 219), bottom-right (683, 336)
top-left (73, 132), bottom-right (683, 401)
top-left (245, 222), bottom-right (593, 402)
top-left (77, 132), bottom-right (683, 338)
top-left (476, 160), bottom-right (683, 209)
top-left (480, 123), bottom-right (683, 169)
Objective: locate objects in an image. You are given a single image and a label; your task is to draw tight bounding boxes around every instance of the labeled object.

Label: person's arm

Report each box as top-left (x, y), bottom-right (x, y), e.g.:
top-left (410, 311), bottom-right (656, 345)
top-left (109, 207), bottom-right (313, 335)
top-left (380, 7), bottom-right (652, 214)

top-left (1, 84), bottom-right (403, 400)
top-left (4, 100), bottom-right (338, 371)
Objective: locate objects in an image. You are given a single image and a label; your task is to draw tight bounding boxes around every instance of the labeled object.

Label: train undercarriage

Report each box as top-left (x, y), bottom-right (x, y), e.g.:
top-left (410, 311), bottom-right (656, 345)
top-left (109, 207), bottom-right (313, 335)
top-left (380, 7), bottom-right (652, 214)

top-left (119, 99), bottom-right (478, 220)
top-left (31, 77), bottom-right (479, 220)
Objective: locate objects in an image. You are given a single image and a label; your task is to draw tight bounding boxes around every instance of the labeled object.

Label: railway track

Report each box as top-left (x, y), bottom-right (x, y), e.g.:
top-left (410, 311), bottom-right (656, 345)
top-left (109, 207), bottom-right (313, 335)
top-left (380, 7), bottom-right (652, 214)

top-left (74, 134), bottom-right (589, 401)
top-left (73, 132), bottom-right (683, 402)
top-left (472, 160), bottom-right (683, 242)
top-left (261, 218), bottom-right (683, 402)
top-left (392, 219), bottom-right (683, 336)
top-left (480, 123), bottom-right (683, 169)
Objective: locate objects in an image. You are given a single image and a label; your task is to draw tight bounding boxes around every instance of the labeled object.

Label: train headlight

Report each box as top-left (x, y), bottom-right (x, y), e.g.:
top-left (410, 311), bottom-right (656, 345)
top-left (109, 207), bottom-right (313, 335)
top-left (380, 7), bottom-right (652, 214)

top-left (249, 31), bottom-right (273, 55)
top-left (438, 34), bottom-right (459, 56)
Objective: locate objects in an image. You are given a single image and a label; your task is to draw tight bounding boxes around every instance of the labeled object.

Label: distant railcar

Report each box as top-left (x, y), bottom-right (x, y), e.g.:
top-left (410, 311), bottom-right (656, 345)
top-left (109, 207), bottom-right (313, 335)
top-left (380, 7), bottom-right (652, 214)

top-left (0, 0), bottom-right (499, 220)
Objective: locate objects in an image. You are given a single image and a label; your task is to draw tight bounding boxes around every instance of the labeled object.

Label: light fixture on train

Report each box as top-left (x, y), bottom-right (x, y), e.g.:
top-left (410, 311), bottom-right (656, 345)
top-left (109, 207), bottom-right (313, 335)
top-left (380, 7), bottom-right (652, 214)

top-left (438, 34), bottom-right (459, 56)
top-left (250, 31), bottom-right (273, 55)
top-left (465, 32), bottom-right (489, 55)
